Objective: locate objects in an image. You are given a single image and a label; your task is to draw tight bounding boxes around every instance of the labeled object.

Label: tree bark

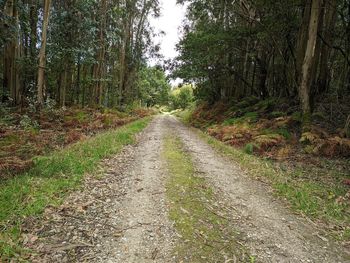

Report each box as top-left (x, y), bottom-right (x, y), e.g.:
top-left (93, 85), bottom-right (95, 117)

top-left (37, 0), bottom-right (52, 106)
top-left (92, 0), bottom-right (107, 106)
top-left (295, 0), bottom-right (312, 86)
top-left (299, 0), bottom-right (322, 126)
top-left (3, 0), bottom-right (21, 105)
top-left (317, 0), bottom-right (336, 94)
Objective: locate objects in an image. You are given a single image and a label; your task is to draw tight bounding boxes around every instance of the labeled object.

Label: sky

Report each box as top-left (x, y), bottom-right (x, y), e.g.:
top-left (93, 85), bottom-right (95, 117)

top-left (149, 0), bottom-right (187, 85)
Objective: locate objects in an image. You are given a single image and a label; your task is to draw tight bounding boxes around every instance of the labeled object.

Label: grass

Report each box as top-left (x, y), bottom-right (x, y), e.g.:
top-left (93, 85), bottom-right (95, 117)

top-left (163, 135), bottom-right (250, 262)
top-left (0, 117), bottom-right (152, 260)
top-left (195, 130), bottom-right (350, 241)
top-left (173, 108), bottom-right (193, 124)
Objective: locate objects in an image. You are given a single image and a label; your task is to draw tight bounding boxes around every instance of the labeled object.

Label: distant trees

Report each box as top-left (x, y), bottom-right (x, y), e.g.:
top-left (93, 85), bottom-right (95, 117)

top-left (1, 0), bottom-right (165, 109)
top-left (136, 66), bottom-right (171, 107)
top-left (174, 0), bottom-right (350, 126)
top-left (170, 84), bottom-right (194, 109)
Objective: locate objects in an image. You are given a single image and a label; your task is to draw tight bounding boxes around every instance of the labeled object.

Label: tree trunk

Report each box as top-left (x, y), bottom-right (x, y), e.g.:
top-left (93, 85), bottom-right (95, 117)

top-left (317, 0), bottom-right (337, 94)
top-left (3, 0), bottom-right (21, 105)
top-left (256, 50), bottom-right (269, 99)
top-left (299, 0), bottom-right (322, 126)
top-left (92, 0), bottom-right (107, 106)
top-left (37, 0), bottom-right (52, 106)
top-left (295, 0), bottom-right (312, 85)
top-left (60, 67), bottom-right (67, 107)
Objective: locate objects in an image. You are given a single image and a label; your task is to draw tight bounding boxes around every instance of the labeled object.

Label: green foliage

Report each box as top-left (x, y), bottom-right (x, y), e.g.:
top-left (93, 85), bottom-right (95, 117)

top-left (243, 112), bottom-right (258, 122)
top-left (270, 111), bottom-right (286, 118)
top-left (291, 112), bottom-right (303, 123)
top-left (1, 0), bottom-right (162, 108)
top-left (170, 84), bottom-right (194, 109)
top-left (277, 128), bottom-right (292, 140)
top-left (19, 115), bottom-right (40, 131)
top-left (136, 66), bottom-right (171, 107)
top-left (244, 143), bottom-right (257, 155)
top-left (175, 108), bottom-right (195, 124)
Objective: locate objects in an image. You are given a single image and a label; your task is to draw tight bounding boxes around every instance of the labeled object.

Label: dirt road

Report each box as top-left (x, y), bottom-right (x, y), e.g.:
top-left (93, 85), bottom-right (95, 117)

top-left (25, 115), bottom-right (349, 262)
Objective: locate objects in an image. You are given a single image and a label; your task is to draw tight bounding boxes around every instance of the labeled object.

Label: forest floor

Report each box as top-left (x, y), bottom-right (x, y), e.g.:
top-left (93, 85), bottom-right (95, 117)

top-left (20, 115), bottom-right (350, 262)
top-left (0, 106), bottom-right (154, 178)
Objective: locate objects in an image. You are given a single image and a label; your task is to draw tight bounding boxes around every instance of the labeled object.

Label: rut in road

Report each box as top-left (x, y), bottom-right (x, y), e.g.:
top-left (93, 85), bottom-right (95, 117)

top-left (25, 115), bottom-right (349, 262)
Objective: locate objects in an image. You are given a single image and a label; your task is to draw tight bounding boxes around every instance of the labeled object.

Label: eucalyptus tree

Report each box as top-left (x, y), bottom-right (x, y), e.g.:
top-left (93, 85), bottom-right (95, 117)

top-left (1, 0), bottom-right (164, 108)
top-left (37, 0), bottom-right (51, 106)
top-left (174, 0), bottom-right (350, 126)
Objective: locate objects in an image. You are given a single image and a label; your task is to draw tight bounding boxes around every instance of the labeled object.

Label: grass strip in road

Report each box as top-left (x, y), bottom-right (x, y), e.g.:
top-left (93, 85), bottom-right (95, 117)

top-left (163, 135), bottom-right (252, 262)
top-left (195, 130), bottom-right (350, 241)
top-left (0, 117), bottom-right (152, 260)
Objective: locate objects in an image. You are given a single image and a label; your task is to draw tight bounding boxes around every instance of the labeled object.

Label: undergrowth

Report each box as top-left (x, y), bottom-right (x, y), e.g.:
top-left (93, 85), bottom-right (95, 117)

top-left (176, 98), bottom-right (350, 242)
top-left (196, 131), bottom-right (350, 242)
top-left (188, 98), bottom-right (350, 159)
top-left (0, 117), bottom-right (151, 260)
top-left (0, 107), bottom-right (155, 177)
top-left (163, 135), bottom-right (251, 262)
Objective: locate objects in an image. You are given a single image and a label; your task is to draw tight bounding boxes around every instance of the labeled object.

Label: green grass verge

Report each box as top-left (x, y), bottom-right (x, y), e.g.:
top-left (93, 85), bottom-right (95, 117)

top-left (0, 117), bottom-right (152, 260)
top-left (173, 108), bottom-right (193, 124)
top-left (163, 136), bottom-right (251, 262)
top-left (195, 130), bottom-right (350, 241)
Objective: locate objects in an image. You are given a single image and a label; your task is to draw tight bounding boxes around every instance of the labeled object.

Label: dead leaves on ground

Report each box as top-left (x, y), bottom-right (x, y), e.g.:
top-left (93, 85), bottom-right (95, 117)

top-left (0, 107), bottom-right (154, 178)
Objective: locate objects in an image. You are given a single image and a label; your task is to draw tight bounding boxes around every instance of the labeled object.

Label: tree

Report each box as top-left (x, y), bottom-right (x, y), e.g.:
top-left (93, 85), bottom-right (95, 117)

top-left (137, 66), bottom-right (171, 106)
top-left (37, 0), bottom-right (52, 106)
top-left (3, 0), bottom-right (20, 105)
top-left (170, 84), bottom-right (194, 109)
top-left (1, 0), bottom-right (163, 109)
top-left (174, 0), bottom-right (350, 121)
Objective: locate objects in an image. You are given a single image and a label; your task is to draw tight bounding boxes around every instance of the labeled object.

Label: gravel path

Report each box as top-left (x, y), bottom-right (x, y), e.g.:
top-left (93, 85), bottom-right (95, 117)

top-left (165, 115), bottom-right (349, 263)
top-left (24, 115), bottom-right (349, 262)
top-left (24, 116), bottom-right (176, 263)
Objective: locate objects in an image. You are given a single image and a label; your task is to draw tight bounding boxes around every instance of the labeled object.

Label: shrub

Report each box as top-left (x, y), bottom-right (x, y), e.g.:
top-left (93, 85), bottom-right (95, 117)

top-left (243, 143), bottom-right (259, 155)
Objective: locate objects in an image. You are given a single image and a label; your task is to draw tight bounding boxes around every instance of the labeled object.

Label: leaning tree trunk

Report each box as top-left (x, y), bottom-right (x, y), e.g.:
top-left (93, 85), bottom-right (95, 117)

top-left (299, 0), bottom-right (322, 128)
top-left (37, 0), bottom-right (52, 106)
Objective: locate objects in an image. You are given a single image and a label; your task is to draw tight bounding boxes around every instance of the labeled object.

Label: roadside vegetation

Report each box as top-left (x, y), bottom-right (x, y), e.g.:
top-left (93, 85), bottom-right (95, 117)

top-left (171, 0), bottom-right (350, 247)
top-left (163, 135), bottom-right (251, 262)
top-left (0, 117), bottom-right (151, 260)
top-left (1, 0), bottom-right (169, 256)
top-left (168, 84), bottom-right (195, 110)
top-left (0, 107), bottom-right (155, 178)
top-left (175, 97), bottom-right (350, 243)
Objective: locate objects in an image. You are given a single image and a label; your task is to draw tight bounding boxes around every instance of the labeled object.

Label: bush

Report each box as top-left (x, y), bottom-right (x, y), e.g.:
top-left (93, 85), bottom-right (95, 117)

top-left (170, 85), bottom-right (194, 109)
top-left (243, 143), bottom-right (259, 155)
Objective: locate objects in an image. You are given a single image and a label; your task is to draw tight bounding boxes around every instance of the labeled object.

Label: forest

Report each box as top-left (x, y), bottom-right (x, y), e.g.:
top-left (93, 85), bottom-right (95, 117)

top-left (0, 0), bottom-right (172, 176)
top-left (1, 0), bottom-right (169, 108)
top-left (174, 0), bottom-right (350, 130)
top-left (1, 0), bottom-right (350, 261)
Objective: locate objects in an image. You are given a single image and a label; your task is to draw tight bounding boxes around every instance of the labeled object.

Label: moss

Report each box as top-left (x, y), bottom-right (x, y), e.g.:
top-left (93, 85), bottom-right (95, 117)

top-left (302, 112), bottom-right (312, 132)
